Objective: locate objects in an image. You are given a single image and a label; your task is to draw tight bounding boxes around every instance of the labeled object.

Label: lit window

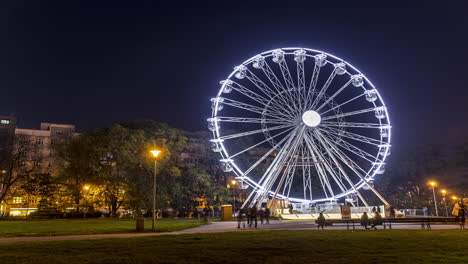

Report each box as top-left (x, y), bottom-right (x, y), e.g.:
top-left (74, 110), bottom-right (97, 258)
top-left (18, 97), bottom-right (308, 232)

top-left (0, 120), bottom-right (10, 124)
top-left (12, 197), bottom-right (22, 204)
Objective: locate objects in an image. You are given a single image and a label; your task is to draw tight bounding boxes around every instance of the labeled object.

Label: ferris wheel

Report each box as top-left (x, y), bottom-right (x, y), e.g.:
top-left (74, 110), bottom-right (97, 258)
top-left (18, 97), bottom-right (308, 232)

top-left (208, 47), bottom-right (391, 208)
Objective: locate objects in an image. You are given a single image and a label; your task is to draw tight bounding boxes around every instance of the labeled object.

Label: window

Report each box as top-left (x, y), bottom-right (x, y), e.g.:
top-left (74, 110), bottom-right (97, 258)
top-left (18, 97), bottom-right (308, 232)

top-left (12, 197), bottom-right (22, 204)
top-left (0, 119), bottom-right (10, 124)
top-left (55, 131), bottom-right (64, 136)
top-left (36, 137), bottom-right (44, 145)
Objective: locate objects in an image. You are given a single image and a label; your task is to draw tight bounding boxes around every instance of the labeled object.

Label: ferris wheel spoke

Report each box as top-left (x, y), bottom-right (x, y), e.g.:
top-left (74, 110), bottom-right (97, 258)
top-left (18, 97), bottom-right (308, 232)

top-left (310, 71), bottom-right (337, 110)
top-left (303, 133), bottom-right (334, 198)
top-left (216, 116), bottom-right (292, 125)
top-left (245, 68), bottom-right (296, 113)
top-left (281, 145), bottom-right (300, 197)
top-left (228, 80), bottom-right (271, 106)
top-left (221, 98), bottom-right (292, 121)
top-left (320, 93), bottom-right (365, 116)
top-left (301, 146), bottom-right (313, 200)
top-left (219, 124), bottom-right (294, 141)
top-left (228, 127), bottom-right (295, 159)
top-left (296, 54), bottom-right (306, 112)
top-left (257, 126), bottom-right (307, 207)
top-left (306, 64), bottom-right (320, 108)
top-left (315, 130), bottom-right (390, 205)
top-left (321, 126), bottom-right (382, 146)
top-left (319, 129), bottom-right (383, 163)
top-left (312, 130), bottom-right (370, 206)
top-left (321, 107), bottom-right (376, 121)
top-left (315, 79), bottom-right (352, 112)
top-left (320, 121), bottom-right (384, 129)
top-left (242, 127), bottom-right (299, 177)
top-left (306, 134), bottom-right (349, 194)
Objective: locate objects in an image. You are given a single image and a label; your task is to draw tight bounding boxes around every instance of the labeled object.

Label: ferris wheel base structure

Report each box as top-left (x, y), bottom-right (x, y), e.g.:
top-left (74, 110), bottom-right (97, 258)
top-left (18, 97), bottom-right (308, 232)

top-left (208, 47), bottom-right (392, 210)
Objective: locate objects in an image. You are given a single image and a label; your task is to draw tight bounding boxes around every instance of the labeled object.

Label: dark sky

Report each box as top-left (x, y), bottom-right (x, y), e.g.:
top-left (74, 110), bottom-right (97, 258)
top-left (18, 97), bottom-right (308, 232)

top-left (1, 1), bottom-right (468, 152)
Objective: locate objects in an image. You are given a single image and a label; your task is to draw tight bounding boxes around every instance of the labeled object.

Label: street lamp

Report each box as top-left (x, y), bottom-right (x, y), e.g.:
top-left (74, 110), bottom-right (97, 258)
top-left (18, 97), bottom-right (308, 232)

top-left (150, 150), bottom-right (161, 231)
top-left (441, 189), bottom-right (448, 217)
top-left (83, 185), bottom-right (91, 219)
top-left (428, 181), bottom-right (438, 216)
top-left (231, 180), bottom-right (237, 212)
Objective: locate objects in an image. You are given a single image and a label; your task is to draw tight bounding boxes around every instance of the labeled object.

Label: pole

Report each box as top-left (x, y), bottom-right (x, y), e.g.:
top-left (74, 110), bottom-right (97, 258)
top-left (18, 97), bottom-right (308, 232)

top-left (443, 196), bottom-right (448, 217)
top-left (233, 186), bottom-right (236, 214)
top-left (432, 186), bottom-right (438, 216)
top-left (152, 159), bottom-right (157, 231)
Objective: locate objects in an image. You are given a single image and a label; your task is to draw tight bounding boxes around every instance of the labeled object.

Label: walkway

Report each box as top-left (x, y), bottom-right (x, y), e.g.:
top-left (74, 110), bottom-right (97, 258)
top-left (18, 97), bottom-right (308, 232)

top-left (0, 220), bottom-right (462, 243)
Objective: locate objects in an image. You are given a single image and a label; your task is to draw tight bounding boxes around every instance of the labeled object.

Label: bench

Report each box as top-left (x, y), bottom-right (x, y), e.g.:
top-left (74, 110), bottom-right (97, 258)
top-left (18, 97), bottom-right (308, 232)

top-left (315, 217), bottom-right (464, 230)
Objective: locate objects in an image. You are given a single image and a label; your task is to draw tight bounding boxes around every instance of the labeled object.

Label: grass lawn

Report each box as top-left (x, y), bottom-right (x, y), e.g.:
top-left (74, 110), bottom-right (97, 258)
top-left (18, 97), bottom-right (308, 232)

top-left (0, 218), bottom-right (205, 237)
top-left (0, 230), bottom-right (466, 264)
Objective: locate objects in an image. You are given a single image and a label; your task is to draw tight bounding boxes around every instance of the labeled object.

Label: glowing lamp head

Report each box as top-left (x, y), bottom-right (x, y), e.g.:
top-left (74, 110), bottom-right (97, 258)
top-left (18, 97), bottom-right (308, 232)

top-left (441, 189), bottom-right (447, 195)
top-left (302, 110), bottom-right (321, 127)
top-left (231, 180), bottom-right (237, 185)
top-left (428, 181), bottom-right (437, 187)
top-left (83, 185), bottom-right (90, 190)
top-left (150, 150), bottom-right (161, 158)
top-left (451, 196), bottom-right (458, 200)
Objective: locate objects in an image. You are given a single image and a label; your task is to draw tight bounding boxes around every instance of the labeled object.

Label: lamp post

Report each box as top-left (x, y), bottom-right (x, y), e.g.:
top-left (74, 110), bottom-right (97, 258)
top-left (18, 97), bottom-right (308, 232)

top-left (428, 181), bottom-right (438, 216)
top-left (231, 179), bottom-right (237, 212)
top-left (441, 189), bottom-right (448, 217)
top-left (83, 185), bottom-right (90, 219)
top-left (150, 150), bottom-right (161, 231)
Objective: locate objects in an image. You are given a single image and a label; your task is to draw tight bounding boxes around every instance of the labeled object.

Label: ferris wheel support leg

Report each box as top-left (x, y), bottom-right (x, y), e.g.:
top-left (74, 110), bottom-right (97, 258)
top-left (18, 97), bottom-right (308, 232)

top-left (315, 130), bottom-right (390, 206)
top-left (256, 127), bottom-right (306, 209)
top-left (311, 130), bottom-right (370, 207)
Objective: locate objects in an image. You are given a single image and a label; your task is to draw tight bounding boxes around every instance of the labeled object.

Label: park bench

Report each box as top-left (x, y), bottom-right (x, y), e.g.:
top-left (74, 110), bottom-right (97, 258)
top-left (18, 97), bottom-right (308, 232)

top-left (315, 217), bottom-right (464, 230)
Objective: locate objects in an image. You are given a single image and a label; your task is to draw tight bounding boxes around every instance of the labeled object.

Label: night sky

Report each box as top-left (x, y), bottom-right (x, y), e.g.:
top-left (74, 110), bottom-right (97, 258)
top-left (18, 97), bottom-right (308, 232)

top-left (1, 2), bottom-right (468, 153)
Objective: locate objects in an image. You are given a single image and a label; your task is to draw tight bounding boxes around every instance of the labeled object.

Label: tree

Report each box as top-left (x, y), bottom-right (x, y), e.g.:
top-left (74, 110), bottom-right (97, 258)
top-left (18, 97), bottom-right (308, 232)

top-left (0, 135), bottom-right (43, 206)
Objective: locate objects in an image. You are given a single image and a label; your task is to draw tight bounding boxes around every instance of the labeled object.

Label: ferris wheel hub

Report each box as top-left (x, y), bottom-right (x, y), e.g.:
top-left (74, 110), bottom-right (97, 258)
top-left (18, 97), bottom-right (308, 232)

top-left (302, 110), bottom-right (321, 127)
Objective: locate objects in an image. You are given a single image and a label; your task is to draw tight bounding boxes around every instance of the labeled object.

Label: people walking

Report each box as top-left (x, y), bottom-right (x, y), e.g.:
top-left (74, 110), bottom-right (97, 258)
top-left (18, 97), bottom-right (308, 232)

top-left (250, 206), bottom-right (258, 228)
top-left (246, 207), bottom-right (252, 225)
top-left (258, 208), bottom-right (265, 224)
top-left (316, 213), bottom-right (326, 230)
top-left (265, 207), bottom-right (271, 224)
top-left (361, 212), bottom-right (369, 229)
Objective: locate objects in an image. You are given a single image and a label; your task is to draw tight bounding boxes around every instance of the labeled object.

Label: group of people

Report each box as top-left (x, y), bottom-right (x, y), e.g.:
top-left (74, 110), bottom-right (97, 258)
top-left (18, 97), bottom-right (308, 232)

top-left (237, 207), bottom-right (271, 228)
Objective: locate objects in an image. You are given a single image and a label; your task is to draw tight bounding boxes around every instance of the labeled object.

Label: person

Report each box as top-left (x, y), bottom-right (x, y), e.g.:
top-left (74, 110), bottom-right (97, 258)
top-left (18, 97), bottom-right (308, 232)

top-left (246, 207), bottom-right (252, 225)
top-left (316, 213), bottom-right (326, 230)
top-left (371, 211), bottom-right (383, 230)
top-left (361, 212), bottom-right (369, 229)
top-left (389, 205), bottom-right (396, 219)
top-left (250, 206), bottom-right (258, 228)
top-left (265, 207), bottom-right (271, 224)
top-left (453, 200), bottom-right (466, 229)
top-left (237, 208), bottom-right (244, 228)
top-left (258, 208), bottom-right (265, 224)
top-left (288, 204), bottom-right (293, 214)
top-left (372, 207), bottom-right (376, 213)
top-left (423, 206), bottom-right (428, 216)
top-left (203, 207), bottom-right (210, 223)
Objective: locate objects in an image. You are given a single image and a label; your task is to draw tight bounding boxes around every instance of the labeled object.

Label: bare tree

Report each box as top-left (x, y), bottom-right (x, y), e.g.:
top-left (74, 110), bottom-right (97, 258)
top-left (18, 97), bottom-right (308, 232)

top-left (0, 135), bottom-right (43, 206)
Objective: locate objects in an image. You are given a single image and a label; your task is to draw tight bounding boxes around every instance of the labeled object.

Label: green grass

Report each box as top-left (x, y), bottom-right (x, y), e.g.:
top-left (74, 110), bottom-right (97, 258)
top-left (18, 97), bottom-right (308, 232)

top-left (0, 230), bottom-right (466, 264)
top-left (0, 218), bottom-right (205, 237)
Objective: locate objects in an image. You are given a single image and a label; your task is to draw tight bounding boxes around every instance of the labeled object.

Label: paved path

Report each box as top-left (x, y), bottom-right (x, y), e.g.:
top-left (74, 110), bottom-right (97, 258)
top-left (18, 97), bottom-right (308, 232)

top-left (0, 220), bottom-right (463, 243)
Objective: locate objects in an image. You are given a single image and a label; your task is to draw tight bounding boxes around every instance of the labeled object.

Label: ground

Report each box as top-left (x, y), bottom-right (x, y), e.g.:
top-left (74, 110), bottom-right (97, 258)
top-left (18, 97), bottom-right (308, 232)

top-left (0, 230), bottom-right (466, 264)
top-left (0, 218), bottom-right (205, 237)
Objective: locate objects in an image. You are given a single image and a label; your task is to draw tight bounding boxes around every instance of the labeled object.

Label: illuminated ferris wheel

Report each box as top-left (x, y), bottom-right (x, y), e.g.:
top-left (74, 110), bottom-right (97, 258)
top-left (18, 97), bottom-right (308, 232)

top-left (208, 47), bottom-right (391, 208)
